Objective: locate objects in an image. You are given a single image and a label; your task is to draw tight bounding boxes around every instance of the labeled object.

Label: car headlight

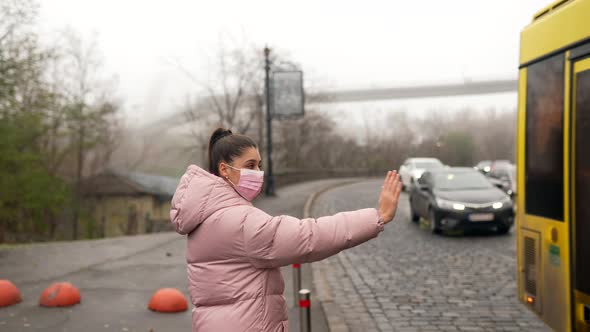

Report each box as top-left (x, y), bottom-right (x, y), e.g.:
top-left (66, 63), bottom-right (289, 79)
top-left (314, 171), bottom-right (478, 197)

top-left (436, 198), bottom-right (465, 210)
top-left (492, 197), bottom-right (512, 209)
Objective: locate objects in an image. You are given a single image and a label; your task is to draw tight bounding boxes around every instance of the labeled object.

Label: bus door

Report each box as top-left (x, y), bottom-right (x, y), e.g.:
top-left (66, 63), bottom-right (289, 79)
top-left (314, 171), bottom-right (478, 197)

top-left (571, 46), bottom-right (590, 332)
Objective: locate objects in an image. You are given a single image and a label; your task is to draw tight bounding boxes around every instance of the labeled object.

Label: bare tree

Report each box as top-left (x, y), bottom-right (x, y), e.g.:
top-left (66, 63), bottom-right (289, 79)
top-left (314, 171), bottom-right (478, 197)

top-left (474, 108), bottom-right (516, 161)
top-left (53, 30), bottom-right (120, 239)
top-left (275, 110), bottom-right (339, 170)
top-left (0, 0), bottom-right (49, 118)
top-left (169, 39), bottom-right (295, 169)
top-left (171, 41), bottom-right (262, 138)
top-left (0, 0), bottom-right (77, 242)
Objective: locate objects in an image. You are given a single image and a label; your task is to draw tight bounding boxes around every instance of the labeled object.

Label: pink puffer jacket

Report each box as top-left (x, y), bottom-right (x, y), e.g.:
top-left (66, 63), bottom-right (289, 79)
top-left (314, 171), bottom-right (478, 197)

top-left (170, 165), bottom-right (384, 331)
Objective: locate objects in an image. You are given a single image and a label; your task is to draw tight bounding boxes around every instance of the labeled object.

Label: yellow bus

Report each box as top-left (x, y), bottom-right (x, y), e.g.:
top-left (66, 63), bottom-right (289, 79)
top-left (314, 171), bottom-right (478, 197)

top-left (517, 0), bottom-right (590, 331)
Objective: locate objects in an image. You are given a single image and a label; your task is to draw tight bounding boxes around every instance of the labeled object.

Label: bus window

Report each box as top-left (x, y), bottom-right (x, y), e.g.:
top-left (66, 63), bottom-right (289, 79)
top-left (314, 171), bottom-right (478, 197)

top-left (575, 69), bottom-right (590, 295)
top-left (525, 54), bottom-right (565, 221)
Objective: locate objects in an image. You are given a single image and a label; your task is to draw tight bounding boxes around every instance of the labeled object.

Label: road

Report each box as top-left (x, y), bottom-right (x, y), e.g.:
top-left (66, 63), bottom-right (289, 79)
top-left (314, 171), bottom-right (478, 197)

top-left (310, 180), bottom-right (551, 332)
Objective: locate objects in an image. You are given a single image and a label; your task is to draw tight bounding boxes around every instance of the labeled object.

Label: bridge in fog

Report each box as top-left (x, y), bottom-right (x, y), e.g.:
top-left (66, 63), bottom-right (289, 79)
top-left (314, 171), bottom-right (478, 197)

top-left (144, 78), bottom-right (517, 131)
top-left (312, 79), bottom-right (516, 103)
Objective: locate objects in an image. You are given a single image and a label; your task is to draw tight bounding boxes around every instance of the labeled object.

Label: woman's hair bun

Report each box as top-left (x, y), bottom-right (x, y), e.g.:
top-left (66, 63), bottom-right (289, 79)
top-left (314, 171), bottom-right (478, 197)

top-left (207, 127), bottom-right (257, 176)
top-left (210, 128), bottom-right (233, 147)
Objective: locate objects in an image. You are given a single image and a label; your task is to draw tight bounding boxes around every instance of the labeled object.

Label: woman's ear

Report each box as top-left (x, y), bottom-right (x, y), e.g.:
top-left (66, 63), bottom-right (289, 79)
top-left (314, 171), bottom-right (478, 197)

top-left (218, 162), bottom-right (228, 179)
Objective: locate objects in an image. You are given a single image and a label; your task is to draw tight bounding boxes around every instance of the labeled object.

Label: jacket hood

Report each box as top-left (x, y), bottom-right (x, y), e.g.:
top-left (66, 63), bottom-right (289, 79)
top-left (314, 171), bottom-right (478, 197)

top-left (170, 165), bottom-right (249, 235)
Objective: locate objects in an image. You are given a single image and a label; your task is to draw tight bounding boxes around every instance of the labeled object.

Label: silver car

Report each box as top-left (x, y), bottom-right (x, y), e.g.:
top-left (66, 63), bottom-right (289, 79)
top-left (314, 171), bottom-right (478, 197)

top-left (399, 158), bottom-right (445, 190)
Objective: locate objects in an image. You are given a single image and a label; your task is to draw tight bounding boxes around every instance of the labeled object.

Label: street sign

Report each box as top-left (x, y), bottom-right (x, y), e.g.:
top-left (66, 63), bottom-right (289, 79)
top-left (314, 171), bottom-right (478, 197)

top-left (271, 70), bottom-right (304, 119)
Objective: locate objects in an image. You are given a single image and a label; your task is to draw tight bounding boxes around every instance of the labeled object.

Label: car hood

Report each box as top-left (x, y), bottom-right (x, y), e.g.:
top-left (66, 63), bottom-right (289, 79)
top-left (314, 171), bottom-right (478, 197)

top-left (433, 188), bottom-right (508, 204)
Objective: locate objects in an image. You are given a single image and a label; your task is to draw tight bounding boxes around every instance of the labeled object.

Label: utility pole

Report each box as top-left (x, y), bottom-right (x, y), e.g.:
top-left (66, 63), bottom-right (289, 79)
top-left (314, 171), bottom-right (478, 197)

top-left (264, 46), bottom-right (276, 196)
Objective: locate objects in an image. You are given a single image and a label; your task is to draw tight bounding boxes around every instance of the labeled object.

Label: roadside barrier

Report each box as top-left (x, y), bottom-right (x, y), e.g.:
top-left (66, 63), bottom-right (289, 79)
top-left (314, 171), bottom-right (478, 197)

top-left (148, 288), bottom-right (188, 313)
top-left (299, 289), bottom-right (311, 332)
top-left (293, 264), bottom-right (302, 306)
top-left (6, 281), bottom-right (189, 313)
top-left (39, 282), bottom-right (81, 307)
top-left (0, 280), bottom-right (22, 307)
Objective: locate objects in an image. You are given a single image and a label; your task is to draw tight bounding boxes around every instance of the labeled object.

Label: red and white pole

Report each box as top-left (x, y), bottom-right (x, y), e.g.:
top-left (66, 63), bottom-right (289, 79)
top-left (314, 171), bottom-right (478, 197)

top-left (299, 289), bottom-right (311, 332)
top-left (292, 263), bottom-right (301, 306)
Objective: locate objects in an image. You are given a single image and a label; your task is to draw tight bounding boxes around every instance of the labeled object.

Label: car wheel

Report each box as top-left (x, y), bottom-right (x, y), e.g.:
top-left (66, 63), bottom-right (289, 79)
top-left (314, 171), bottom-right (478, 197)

top-left (409, 200), bottom-right (419, 223)
top-left (497, 225), bottom-right (510, 235)
top-left (429, 208), bottom-right (441, 234)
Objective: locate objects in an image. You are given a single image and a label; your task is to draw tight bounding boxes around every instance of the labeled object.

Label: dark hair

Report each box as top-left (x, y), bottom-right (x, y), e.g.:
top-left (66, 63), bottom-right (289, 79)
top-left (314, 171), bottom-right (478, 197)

top-left (208, 128), bottom-right (258, 176)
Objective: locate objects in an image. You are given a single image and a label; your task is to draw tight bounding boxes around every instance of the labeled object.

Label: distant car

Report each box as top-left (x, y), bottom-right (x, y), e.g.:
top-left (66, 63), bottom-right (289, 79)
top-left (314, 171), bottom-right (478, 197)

top-left (409, 167), bottom-right (514, 234)
top-left (399, 158), bottom-right (445, 190)
top-left (486, 163), bottom-right (516, 197)
top-left (474, 160), bottom-right (493, 174)
top-left (475, 160), bottom-right (512, 175)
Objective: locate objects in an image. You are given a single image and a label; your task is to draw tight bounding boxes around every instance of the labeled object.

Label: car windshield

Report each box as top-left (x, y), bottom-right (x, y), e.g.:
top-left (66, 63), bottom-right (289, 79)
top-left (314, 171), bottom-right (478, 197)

top-left (414, 161), bottom-right (443, 169)
top-left (434, 171), bottom-right (493, 190)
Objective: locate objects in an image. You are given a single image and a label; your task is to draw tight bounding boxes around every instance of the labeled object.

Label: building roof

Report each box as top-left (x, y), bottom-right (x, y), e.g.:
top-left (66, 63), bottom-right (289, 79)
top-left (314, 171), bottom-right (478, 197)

top-left (81, 171), bottom-right (180, 198)
top-left (122, 172), bottom-right (179, 197)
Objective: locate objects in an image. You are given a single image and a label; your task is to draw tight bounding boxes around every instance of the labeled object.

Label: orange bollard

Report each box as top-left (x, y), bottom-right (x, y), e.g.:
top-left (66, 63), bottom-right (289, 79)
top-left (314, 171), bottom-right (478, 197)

top-left (0, 280), bottom-right (22, 307)
top-left (148, 288), bottom-right (188, 313)
top-left (39, 282), bottom-right (81, 307)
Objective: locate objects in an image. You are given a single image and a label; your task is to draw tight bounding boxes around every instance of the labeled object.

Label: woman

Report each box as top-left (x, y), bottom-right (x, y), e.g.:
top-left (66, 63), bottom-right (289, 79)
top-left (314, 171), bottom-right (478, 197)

top-left (170, 128), bottom-right (402, 332)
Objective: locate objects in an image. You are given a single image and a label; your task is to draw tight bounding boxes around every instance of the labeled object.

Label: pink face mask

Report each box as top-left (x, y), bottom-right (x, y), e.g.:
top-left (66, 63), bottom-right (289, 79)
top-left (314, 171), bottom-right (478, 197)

top-left (223, 164), bottom-right (264, 201)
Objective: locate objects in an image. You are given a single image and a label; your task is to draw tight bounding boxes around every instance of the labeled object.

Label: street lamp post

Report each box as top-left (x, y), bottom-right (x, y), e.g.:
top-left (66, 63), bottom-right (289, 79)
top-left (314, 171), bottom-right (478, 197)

top-left (264, 46), bottom-right (276, 196)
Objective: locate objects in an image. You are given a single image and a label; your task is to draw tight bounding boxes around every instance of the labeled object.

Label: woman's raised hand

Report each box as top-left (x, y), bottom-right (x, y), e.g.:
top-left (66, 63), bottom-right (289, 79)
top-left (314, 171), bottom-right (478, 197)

top-left (378, 171), bottom-right (403, 224)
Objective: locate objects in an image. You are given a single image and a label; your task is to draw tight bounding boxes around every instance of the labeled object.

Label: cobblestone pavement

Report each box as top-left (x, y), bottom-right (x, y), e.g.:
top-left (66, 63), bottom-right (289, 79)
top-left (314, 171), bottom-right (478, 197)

top-left (311, 180), bottom-right (551, 332)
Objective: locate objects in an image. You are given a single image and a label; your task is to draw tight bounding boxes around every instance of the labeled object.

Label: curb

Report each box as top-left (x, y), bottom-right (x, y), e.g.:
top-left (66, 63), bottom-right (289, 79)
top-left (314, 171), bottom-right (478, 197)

top-left (303, 179), bottom-right (362, 332)
top-left (302, 179), bottom-right (360, 219)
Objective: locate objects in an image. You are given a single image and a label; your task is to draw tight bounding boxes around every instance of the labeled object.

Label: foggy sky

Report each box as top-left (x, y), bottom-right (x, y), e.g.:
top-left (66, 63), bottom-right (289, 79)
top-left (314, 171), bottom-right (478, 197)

top-left (38, 0), bottom-right (550, 125)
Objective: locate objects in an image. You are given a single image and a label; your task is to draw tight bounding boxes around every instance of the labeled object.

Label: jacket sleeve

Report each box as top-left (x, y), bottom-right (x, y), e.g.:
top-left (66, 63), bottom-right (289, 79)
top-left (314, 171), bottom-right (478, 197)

top-left (242, 207), bottom-right (384, 269)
